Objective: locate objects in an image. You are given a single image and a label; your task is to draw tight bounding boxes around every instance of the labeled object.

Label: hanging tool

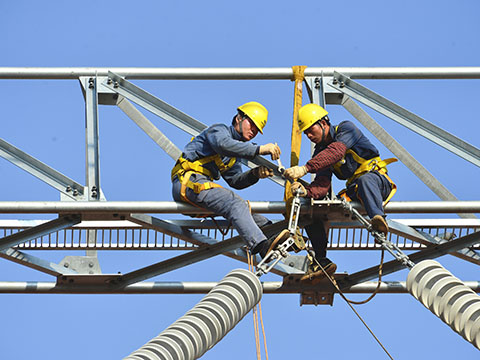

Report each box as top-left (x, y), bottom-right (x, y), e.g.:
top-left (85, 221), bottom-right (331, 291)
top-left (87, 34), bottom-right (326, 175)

top-left (275, 143), bottom-right (285, 174)
top-left (341, 199), bottom-right (415, 269)
top-left (255, 188), bottom-right (304, 277)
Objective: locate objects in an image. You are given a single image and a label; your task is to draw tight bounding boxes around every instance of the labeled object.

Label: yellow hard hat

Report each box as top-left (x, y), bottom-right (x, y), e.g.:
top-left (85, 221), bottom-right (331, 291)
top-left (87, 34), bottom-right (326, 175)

top-left (298, 103), bottom-right (329, 132)
top-left (237, 101), bottom-right (268, 134)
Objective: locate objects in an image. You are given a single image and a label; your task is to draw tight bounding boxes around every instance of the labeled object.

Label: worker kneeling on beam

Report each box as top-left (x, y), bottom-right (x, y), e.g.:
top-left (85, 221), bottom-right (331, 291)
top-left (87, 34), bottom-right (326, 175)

top-left (284, 103), bottom-right (397, 282)
top-left (171, 101), bottom-right (286, 259)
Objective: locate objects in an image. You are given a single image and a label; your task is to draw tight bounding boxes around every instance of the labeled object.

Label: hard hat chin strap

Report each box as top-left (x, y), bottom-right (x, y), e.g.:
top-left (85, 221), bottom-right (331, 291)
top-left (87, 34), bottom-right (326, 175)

top-left (236, 114), bottom-right (245, 139)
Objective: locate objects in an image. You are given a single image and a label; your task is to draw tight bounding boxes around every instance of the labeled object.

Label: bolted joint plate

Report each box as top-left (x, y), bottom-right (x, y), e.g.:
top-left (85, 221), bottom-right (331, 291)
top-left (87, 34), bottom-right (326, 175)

top-left (281, 273), bottom-right (349, 306)
top-left (59, 255), bottom-right (102, 275)
top-left (57, 274), bottom-right (121, 287)
top-left (79, 76), bottom-right (119, 105)
top-left (300, 292), bottom-right (334, 306)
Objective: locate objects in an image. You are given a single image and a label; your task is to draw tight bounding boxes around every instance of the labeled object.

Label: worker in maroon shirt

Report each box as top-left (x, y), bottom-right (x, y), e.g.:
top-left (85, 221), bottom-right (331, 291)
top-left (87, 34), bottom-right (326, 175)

top-left (284, 103), bottom-right (397, 282)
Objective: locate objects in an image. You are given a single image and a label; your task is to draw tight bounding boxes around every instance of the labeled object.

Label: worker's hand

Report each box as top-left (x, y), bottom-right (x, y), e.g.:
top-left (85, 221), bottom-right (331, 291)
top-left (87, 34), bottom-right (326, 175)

top-left (284, 165), bottom-right (308, 180)
top-left (252, 166), bottom-right (274, 179)
top-left (259, 143), bottom-right (281, 160)
top-left (291, 182), bottom-right (307, 197)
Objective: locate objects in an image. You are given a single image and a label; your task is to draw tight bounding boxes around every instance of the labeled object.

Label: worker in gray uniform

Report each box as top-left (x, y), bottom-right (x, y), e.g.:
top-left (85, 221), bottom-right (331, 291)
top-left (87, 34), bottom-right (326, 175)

top-left (171, 101), bottom-right (284, 258)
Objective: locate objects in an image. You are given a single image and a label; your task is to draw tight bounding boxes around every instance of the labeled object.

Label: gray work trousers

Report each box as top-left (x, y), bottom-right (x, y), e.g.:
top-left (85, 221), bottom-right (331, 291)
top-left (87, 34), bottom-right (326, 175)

top-left (172, 174), bottom-right (269, 249)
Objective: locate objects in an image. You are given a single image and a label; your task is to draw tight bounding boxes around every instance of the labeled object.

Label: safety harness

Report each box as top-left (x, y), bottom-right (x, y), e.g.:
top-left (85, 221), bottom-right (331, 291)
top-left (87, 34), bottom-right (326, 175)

top-left (171, 153), bottom-right (237, 207)
top-left (332, 127), bottom-right (397, 205)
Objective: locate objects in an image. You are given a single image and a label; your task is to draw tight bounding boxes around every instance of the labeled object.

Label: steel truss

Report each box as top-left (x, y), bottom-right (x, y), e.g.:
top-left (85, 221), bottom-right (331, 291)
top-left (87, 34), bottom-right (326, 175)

top-left (0, 67), bottom-right (479, 301)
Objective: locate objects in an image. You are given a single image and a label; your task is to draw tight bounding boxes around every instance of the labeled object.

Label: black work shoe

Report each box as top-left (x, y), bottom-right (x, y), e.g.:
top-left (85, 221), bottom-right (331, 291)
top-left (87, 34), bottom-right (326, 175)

top-left (250, 238), bottom-right (273, 259)
top-left (371, 215), bottom-right (389, 235)
top-left (263, 229), bottom-right (290, 258)
top-left (253, 229), bottom-right (291, 259)
top-left (300, 257), bottom-right (337, 284)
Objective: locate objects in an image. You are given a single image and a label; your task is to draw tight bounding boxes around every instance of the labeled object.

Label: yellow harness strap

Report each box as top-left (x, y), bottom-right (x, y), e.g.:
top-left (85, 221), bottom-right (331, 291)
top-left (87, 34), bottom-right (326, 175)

top-left (171, 154), bottom-right (237, 181)
top-left (335, 149), bottom-right (397, 206)
top-left (341, 149), bottom-right (398, 187)
top-left (177, 170), bottom-right (223, 207)
top-left (171, 152), bottom-right (237, 207)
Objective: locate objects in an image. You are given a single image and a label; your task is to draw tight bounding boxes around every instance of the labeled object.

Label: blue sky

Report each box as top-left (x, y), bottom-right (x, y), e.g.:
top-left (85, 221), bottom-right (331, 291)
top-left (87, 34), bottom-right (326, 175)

top-left (1, 0), bottom-right (480, 359)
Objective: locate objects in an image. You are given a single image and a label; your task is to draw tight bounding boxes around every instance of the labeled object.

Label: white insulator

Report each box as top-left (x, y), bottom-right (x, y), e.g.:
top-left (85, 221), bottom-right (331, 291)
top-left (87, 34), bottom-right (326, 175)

top-left (406, 259), bottom-right (445, 298)
top-left (426, 277), bottom-right (465, 316)
top-left (407, 260), bottom-right (480, 350)
top-left (415, 268), bottom-right (451, 307)
top-left (471, 318), bottom-right (480, 348)
top-left (438, 285), bottom-right (476, 323)
top-left (124, 268), bottom-right (263, 360)
top-left (460, 302), bottom-right (480, 341)
top-left (449, 293), bottom-right (480, 333)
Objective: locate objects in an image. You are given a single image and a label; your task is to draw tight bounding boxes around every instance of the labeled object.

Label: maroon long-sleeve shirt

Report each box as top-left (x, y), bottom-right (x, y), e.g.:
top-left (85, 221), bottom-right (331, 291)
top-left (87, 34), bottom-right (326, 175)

top-left (304, 141), bottom-right (347, 199)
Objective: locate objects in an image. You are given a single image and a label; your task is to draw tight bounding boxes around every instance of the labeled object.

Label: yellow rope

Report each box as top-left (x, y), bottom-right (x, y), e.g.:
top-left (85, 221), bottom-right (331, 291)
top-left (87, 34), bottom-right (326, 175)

top-left (257, 300), bottom-right (269, 360)
top-left (247, 251), bottom-right (269, 360)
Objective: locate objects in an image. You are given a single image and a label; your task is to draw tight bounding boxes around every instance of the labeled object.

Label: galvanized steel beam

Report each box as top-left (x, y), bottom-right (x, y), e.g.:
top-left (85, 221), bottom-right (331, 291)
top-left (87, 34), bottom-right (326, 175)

top-left (2, 67), bottom-right (480, 79)
top-left (0, 200), bottom-right (478, 214)
top-left (0, 138), bottom-right (85, 199)
top-left (116, 96), bottom-right (182, 160)
top-left (83, 76), bottom-right (102, 201)
top-left (0, 280), bottom-right (478, 294)
top-left (0, 215), bottom-right (81, 250)
top-left (339, 231), bottom-right (480, 288)
top-left (389, 220), bottom-right (480, 265)
top-left (0, 247), bottom-right (77, 276)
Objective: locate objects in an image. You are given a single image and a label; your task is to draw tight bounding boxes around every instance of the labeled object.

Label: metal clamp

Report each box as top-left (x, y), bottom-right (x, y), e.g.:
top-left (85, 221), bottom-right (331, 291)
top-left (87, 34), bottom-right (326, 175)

top-left (255, 191), bottom-right (303, 277)
top-left (341, 199), bottom-right (415, 269)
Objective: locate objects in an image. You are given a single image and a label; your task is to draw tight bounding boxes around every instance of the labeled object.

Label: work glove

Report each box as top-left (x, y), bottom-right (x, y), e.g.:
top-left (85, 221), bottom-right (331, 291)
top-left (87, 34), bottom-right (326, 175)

top-left (291, 182), bottom-right (307, 197)
top-left (252, 166), bottom-right (274, 179)
top-left (284, 165), bottom-right (308, 180)
top-left (259, 143), bottom-right (281, 160)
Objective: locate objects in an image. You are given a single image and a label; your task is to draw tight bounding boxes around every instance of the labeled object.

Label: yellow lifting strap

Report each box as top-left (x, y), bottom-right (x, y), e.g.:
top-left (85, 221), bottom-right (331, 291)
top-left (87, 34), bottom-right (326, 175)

top-left (284, 65), bottom-right (307, 208)
top-left (290, 65), bottom-right (307, 167)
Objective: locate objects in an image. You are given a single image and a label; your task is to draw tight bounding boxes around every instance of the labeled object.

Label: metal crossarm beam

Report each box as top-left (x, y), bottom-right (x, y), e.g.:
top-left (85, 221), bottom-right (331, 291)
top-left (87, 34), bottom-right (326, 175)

top-left (116, 96), bottom-right (182, 160)
top-left (329, 71), bottom-right (480, 167)
top-left (3, 67), bottom-right (480, 80)
top-left (0, 200), bottom-right (479, 214)
top-left (388, 220), bottom-right (480, 265)
top-left (127, 214), bottom-right (301, 277)
top-left (103, 72), bottom-right (286, 185)
top-left (0, 215), bottom-right (81, 251)
top-left (0, 248), bottom-right (77, 276)
top-left (0, 138), bottom-right (85, 199)
top-left (339, 230), bottom-right (480, 288)
top-left (0, 280), bottom-right (477, 294)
